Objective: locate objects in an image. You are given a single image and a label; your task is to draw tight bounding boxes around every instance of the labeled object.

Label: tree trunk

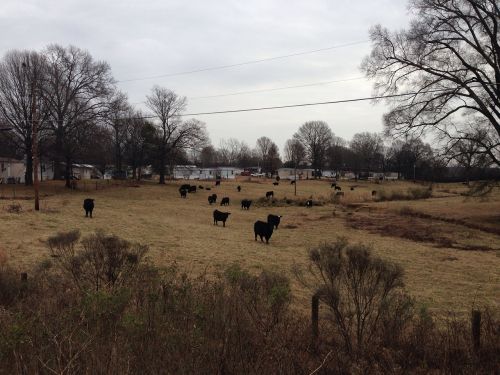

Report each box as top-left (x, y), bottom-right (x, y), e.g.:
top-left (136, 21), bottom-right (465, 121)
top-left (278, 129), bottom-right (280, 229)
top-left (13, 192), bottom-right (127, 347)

top-left (159, 145), bottom-right (166, 184)
top-left (53, 127), bottom-right (64, 180)
top-left (24, 148), bottom-right (33, 186)
top-left (65, 156), bottom-right (71, 188)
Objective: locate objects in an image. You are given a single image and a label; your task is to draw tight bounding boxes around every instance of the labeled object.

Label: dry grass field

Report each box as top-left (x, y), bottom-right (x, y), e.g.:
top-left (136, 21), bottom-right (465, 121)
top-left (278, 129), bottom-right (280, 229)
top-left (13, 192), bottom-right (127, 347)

top-left (1, 178), bottom-right (499, 317)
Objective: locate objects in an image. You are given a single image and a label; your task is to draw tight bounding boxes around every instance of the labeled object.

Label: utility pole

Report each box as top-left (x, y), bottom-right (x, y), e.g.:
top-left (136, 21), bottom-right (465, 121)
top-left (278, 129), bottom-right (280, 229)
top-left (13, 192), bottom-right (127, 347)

top-left (24, 61), bottom-right (40, 211)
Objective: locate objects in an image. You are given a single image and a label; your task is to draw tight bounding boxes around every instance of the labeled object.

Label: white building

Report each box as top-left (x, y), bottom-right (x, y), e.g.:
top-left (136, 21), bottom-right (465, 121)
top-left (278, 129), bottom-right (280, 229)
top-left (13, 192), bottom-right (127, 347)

top-left (173, 165), bottom-right (243, 180)
top-left (0, 157), bottom-right (24, 183)
top-left (277, 168), bottom-right (315, 180)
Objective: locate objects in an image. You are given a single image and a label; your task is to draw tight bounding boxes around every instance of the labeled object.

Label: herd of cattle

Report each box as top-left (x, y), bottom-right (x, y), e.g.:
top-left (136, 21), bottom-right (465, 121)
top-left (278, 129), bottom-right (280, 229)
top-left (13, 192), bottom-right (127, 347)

top-left (179, 183), bottom-right (283, 244)
top-left (83, 179), bottom-right (378, 245)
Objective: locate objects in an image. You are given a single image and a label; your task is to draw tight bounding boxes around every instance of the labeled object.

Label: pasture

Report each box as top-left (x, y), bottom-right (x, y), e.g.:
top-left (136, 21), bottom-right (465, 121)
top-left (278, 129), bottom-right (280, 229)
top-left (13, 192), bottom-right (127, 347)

top-left (1, 178), bottom-right (499, 317)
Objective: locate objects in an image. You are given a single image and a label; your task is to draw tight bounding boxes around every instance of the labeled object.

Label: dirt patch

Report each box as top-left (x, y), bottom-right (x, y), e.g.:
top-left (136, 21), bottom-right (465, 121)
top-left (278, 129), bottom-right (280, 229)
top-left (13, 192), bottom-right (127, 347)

top-left (346, 211), bottom-right (496, 251)
top-left (283, 224), bottom-right (299, 229)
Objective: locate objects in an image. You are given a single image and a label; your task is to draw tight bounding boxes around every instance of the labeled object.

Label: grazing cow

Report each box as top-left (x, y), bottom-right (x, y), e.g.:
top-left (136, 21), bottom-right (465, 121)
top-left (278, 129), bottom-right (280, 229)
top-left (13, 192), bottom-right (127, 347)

top-left (208, 194), bottom-right (217, 204)
top-left (350, 187), bottom-right (354, 191)
top-left (189, 185), bottom-right (197, 193)
top-left (206, 187), bottom-right (211, 191)
top-left (331, 183), bottom-right (336, 188)
top-left (254, 220), bottom-right (274, 244)
top-left (305, 199), bottom-right (313, 208)
top-left (179, 189), bottom-right (188, 198)
top-left (215, 180), bottom-right (221, 186)
top-left (180, 184), bottom-right (190, 191)
top-left (334, 186), bottom-right (341, 191)
top-left (291, 180), bottom-right (296, 185)
top-left (273, 182), bottom-right (279, 186)
top-left (237, 185), bottom-right (241, 192)
top-left (83, 198), bottom-right (94, 218)
top-left (213, 210), bottom-right (231, 227)
top-left (266, 191), bottom-right (274, 199)
top-left (241, 199), bottom-right (252, 210)
top-left (199, 185), bottom-right (204, 190)
top-left (267, 214), bottom-right (282, 229)
top-left (371, 190), bottom-right (377, 196)
top-left (220, 197), bottom-right (230, 206)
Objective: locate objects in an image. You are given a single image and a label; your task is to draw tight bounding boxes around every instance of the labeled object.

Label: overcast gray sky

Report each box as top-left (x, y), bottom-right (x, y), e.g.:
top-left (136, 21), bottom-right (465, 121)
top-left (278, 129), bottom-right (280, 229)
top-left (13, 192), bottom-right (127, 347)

top-left (0, 0), bottom-right (411, 151)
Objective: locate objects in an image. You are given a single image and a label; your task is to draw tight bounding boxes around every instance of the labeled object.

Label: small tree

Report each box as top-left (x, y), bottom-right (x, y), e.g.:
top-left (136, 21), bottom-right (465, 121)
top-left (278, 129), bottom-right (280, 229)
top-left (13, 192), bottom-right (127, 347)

top-left (295, 238), bottom-right (410, 356)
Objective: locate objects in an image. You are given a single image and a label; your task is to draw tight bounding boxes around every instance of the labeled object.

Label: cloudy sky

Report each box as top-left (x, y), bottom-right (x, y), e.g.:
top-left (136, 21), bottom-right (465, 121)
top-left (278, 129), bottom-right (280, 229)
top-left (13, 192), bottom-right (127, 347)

top-left (0, 0), bottom-right (411, 151)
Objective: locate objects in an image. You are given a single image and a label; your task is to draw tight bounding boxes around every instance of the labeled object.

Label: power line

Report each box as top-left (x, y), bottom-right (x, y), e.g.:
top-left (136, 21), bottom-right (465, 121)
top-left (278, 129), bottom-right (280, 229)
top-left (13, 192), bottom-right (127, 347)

top-left (129, 83), bottom-right (497, 119)
top-left (130, 75), bottom-right (364, 105)
top-left (189, 77), bottom-right (365, 100)
top-left (117, 40), bottom-right (369, 83)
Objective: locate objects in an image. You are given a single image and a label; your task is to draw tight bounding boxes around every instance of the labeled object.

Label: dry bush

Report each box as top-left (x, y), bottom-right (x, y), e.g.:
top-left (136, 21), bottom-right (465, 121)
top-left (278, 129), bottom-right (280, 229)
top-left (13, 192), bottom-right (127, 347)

top-left (5, 203), bottom-right (22, 214)
top-left (295, 238), bottom-right (411, 357)
top-left (0, 232), bottom-right (498, 374)
top-left (375, 186), bottom-right (432, 202)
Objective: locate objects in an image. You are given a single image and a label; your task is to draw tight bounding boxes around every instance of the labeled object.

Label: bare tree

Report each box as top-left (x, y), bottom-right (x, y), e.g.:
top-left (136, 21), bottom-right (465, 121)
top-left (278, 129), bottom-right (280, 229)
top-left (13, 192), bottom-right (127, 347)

top-left (256, 136), bottom-right (280, 173)
top-left (106, 91), bottom-right (131, 175)
top-left (293, 121), bottom-right (333, 178)
top-left (0, 50), bottom-right (48, 185)
top-left (42, 44), bottom-right (114, 187)
top-left (350, 132), bottom-right (385, 173)
top-left (362, 0), bottom-right (500, 166)
top-left (283, 138), bottom-right (305, 167)
top-left (218, 138), bottom-right (241, 166)
top-left (146, 86), bottom-right (207, 183)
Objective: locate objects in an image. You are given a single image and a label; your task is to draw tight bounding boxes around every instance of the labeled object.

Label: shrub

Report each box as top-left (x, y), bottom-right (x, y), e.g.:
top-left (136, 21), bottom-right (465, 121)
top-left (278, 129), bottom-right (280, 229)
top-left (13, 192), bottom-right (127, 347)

top-left (296, 238), bottom-right (412, 356)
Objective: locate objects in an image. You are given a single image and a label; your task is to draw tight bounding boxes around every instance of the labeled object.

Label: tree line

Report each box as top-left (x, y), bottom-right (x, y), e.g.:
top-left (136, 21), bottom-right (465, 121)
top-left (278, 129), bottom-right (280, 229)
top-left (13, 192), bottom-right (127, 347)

top-left (1, 0), bottom-right (499, 189)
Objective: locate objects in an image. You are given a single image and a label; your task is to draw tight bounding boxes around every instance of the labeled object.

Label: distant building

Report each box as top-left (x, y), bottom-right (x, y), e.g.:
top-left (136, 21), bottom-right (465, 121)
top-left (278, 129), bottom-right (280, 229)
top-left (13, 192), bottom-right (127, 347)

top-left (0, 157), bottom-right (24, 184)
top-left (277, 168), bottom-right (315, 180)
top-left (173, 165), bottom-right (243, 180)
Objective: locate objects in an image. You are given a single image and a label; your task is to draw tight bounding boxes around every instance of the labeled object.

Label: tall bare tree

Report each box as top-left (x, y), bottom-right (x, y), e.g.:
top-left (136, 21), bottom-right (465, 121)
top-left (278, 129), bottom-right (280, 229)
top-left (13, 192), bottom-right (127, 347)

top-left (350, 132), bottom-right (385, 173)
top-left (106, 91), bottom-right (131, 175)
top-left (146, 86), bottom-right (207, 183)
top-left (256, 136), bottom-right (281, 173)
top-left (293, 121), bottom-right (333, 178)
top-left (362, 0), bottom-right (500, 166)
top-left (43, 44), bottom-right (114, 187)
top-left (284, 138), bottom-right (306, 167)
top-left (0, 50), bottom-right (48, 185)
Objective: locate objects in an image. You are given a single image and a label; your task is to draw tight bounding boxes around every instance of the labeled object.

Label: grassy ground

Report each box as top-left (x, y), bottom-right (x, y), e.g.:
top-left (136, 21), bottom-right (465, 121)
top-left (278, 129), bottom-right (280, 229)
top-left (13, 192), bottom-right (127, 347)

top-left (1, 178), bottom-right (499, 317)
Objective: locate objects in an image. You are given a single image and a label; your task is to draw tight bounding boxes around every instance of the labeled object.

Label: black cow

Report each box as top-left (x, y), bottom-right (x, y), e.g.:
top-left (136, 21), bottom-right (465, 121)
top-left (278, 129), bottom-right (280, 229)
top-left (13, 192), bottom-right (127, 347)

top-left (206, 187), bottom-right (211, 191)
top-left (189, 185), bottom-right (197, 193)
top-left (273, 182), bottom-right (279, 186)
top-left (208, 194), bottom-right (217, 204)
top-left (199, 185), bottom-right (204, 190)
top-left (291, 180), bottom-right (296, 185)
top-left (241, 199), bottom-right (252, 210)
top-left (83, 198), bottom-right (94, 218)
top-left (331, 183), bottom-right (336, 188)
top-left (179, 189), bottom-right (188, 198)
top-left (266, 191), bottom-right (274, 199)
top-left (350, 187), bottom-right (354, 191)
top-left (220, 197), bottom-right (230, 206)
top-left (371, 190), bottom-right (377, 196)
top-left (267, 214), bottom-right (282, 229)
top-left (334, 186), bottom-right (341, 191)
top-left (215, 180), bottom-right (221, 186)
top-left (305, 199), bottom-right (313, 208)
top-left (180, 184), bottom-right (190, 191)
top-left (254, 220), bottom-right (274, 244)
top-left (213, 210), bottom-right (231, 227)
top-left (237, 185), bottom-right (241, 192)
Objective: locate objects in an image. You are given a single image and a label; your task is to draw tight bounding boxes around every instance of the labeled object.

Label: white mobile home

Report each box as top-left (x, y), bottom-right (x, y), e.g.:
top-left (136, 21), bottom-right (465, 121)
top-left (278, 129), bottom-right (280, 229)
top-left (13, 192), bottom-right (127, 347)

top-left (0, 157), bottom-right (24, 183)
top-left (173, 166), bottom-right (243, 180)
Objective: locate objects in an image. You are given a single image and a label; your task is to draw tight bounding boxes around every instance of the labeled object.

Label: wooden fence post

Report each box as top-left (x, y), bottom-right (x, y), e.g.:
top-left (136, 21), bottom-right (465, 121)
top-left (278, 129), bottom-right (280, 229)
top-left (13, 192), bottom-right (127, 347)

top-left (471, 309), bottom-right (481, 352)
top-left (312, 293), bottom-right (319, 350)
